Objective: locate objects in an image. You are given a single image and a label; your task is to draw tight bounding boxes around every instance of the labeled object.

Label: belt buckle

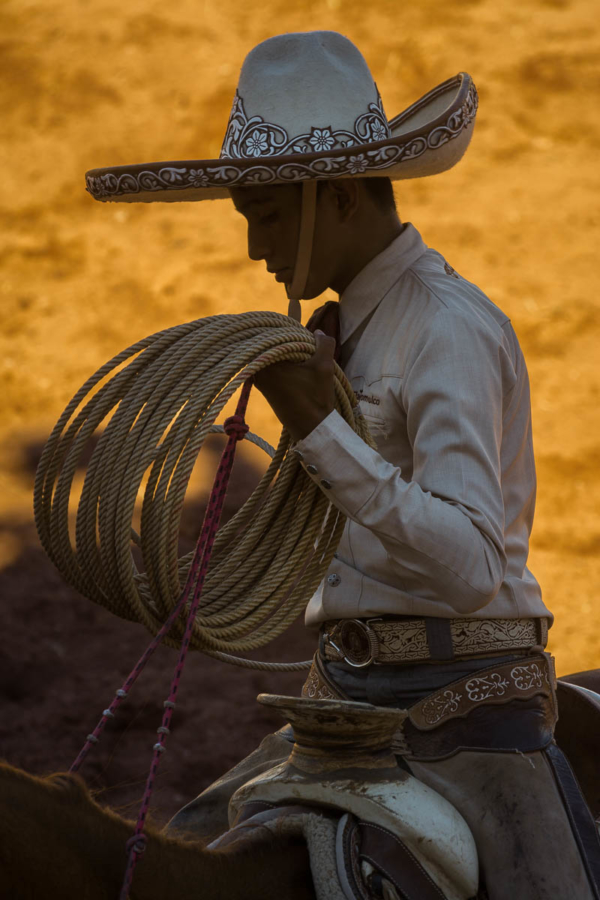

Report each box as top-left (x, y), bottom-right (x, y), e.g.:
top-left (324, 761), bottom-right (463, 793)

top-left (336, 618), bottom-right (380, 668)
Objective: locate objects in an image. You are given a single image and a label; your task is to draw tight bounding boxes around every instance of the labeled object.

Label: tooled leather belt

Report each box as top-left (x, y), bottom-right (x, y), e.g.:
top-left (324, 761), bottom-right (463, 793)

top-left (320, 616), bottom-right (549, 667)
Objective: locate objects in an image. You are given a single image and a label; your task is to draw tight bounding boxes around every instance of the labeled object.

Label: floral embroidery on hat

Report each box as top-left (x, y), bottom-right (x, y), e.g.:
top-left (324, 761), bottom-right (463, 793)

top-left (245, 130), bottom-right (270, 157)
top-left (187, 169), bottom-right (209, 187)
top-left (309, 128), bottom-right (336, 152)
top-left (347, 154), bottom-right (368, 174)
top-left (370, 120), bottom-right (388, 142)
top-left (220, 91), bottom-right (391, 160)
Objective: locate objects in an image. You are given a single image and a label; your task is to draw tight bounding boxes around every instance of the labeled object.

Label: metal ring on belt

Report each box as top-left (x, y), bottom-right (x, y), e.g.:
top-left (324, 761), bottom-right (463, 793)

top-left (323, 619), bottom-right (380, 668)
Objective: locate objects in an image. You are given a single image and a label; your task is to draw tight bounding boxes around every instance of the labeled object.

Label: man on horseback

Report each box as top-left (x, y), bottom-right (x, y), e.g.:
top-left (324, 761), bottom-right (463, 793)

top-left (86, 30), bottom-right (600, 899)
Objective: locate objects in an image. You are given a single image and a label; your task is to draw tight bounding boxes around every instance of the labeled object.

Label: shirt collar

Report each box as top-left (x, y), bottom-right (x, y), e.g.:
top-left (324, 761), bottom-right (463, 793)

top-left (339, 223), bottom-right (428, 346)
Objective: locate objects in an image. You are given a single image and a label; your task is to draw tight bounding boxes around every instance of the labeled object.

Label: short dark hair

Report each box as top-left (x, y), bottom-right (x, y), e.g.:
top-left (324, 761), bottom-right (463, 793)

top-left (314, 176), bottom-right (396, 214)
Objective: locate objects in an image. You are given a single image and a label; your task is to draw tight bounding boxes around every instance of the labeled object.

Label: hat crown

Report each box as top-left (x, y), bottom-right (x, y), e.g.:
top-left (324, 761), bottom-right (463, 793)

top-left (220, 31), bottom-right (391, 160)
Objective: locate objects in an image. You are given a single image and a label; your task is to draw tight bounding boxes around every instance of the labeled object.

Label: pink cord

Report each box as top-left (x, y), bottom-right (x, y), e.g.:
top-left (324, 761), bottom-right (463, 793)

top-left (67, 380), bottom-right (253, 898)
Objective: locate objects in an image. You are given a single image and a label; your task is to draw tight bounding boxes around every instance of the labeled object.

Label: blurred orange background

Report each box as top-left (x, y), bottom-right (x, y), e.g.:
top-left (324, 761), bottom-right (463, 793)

top-left (1, 0), bottom-right (599, 677)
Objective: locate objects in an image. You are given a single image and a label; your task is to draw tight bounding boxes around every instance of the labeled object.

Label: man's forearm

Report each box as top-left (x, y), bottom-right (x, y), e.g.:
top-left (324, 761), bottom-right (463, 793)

top-left (294, 410), bottom-right (507, 614)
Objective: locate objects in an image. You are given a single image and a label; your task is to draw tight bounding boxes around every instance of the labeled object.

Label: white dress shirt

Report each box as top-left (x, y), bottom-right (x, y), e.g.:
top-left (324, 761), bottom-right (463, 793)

top-left (296, 223), bottom-right (552, 627)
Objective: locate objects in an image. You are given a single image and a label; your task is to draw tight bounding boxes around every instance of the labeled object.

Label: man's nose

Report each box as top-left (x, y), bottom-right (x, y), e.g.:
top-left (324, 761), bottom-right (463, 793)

top-left (247, 226), bottom-right (270, 262)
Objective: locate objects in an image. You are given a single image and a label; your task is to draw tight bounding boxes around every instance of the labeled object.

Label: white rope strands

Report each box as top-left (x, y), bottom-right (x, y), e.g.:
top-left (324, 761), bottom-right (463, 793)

top-left (34, 311), bottom-right (374, 670)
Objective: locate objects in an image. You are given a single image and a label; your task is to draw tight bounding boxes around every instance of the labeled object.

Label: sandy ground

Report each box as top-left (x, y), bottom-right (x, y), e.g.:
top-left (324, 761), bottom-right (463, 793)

top-left (1, 0), bottom-right (599, 826)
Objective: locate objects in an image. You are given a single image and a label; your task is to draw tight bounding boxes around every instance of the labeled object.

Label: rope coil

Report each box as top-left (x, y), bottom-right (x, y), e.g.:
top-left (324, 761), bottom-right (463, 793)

top-left (34, 311), bottom-right (373, 669)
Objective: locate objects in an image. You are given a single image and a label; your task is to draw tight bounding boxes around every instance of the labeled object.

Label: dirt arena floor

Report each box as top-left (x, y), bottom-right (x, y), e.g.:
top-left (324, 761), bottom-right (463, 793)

top-left (1, 0), bottom-right (599, 828)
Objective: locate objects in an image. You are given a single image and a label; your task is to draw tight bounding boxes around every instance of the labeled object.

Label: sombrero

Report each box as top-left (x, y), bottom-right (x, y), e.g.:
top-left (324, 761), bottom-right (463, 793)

top-left (85, 31), bottom-right (478, 308)
top-left (85, 30), bottom-right (478, 205)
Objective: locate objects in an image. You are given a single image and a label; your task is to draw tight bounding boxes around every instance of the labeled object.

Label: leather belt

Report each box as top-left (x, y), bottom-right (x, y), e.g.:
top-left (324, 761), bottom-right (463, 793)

top-left (320, 616), bottom-right (548, 667)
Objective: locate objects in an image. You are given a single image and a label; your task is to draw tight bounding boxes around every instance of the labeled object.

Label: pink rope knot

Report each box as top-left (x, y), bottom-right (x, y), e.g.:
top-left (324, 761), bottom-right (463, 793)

top-left (125, 833), bottom-right (147, 855)
top-left (224, 414), bottom-right (249, 441)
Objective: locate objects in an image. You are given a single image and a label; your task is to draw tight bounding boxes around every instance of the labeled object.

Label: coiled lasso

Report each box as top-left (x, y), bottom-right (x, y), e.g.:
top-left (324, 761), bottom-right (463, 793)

top-left (34, 311), bottom-right (374, 671)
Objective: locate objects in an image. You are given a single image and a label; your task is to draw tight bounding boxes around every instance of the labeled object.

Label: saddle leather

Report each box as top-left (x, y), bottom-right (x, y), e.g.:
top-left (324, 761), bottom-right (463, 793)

top-left (555, 678), bottom-right (600, 820)
top-left (304, 651), bottom-right (557, 760)
top-left (233, 802), bottom-right (465, 900)
top-left (403, 693), bottom-right (556, 760)
top-left (339, 813), bottom-right (452, 900)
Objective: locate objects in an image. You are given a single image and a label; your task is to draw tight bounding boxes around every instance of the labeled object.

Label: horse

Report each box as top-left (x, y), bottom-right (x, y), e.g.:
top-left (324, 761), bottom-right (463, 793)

top-left (1, 669), bottom-right (598, 900)
top-left (0, 760), bottom-right (316, 900)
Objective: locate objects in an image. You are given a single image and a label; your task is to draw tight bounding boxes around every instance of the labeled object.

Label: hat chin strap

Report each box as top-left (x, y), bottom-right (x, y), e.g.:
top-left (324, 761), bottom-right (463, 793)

top-left (286, 181), bottom-right (317, 322)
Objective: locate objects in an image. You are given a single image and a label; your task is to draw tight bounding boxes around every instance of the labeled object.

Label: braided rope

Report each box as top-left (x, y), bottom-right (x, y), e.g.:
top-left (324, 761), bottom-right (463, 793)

top-left (34, 311), bottom-right (373, 670)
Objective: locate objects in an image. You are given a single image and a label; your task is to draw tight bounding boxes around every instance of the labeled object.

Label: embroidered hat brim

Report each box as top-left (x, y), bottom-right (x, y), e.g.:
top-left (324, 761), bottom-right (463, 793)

top-left (86, 42), bottom-right (477, 204)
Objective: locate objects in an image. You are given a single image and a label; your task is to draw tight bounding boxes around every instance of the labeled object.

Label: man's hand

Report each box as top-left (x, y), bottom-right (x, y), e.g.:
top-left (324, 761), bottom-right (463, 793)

top-left (254, 330), bottom-right (336, 442)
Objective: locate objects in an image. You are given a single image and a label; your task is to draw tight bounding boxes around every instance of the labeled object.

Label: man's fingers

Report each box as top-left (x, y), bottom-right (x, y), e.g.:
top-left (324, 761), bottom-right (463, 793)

top-left (256, 330), bottom-right (334, 396)
top-left (254, 361), bottom-right (291, 391)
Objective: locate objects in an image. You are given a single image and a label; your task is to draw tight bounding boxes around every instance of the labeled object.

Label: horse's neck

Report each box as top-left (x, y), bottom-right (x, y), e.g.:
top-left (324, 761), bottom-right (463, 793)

top-left (0, 763), bottom-right (313, 900)
top-left (0, 765), bottom-right (136, 899)
top-left (132, 829), bottom-right (313, 900)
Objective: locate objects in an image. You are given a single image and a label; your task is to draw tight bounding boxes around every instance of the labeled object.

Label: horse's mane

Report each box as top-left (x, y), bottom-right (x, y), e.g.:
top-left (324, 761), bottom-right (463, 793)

top-left (0, 760), bottom-right (318, 900)
top-left (0, 760), bottom-right (210, 847)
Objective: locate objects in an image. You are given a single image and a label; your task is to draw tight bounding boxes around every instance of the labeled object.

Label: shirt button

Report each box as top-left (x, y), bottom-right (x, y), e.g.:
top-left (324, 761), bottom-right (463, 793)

top-left (321, 479), bottom-right (332, 489)
top-left (306, 464), bottom-right (318, 475)
top-left (327, 574), bottom-right (341, 587)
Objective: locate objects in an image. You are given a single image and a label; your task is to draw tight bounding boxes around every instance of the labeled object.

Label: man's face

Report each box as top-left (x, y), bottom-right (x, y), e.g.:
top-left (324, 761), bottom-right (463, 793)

top-left (230, 183), bottom-right (339, 300)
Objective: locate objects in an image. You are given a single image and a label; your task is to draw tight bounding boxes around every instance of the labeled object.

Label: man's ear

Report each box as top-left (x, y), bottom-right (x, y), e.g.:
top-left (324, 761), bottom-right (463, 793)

top-left (324, 179), bottom-right (360, 223)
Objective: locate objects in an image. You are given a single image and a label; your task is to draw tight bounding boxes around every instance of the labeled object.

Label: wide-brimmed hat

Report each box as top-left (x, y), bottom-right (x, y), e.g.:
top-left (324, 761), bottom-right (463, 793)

top-left (85, 30), bottom-right (478, 204)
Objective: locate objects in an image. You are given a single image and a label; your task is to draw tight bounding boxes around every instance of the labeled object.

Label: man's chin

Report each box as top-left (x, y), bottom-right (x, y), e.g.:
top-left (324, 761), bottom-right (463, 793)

top-left (284, 284), bottom-right (326, 302)
top-left (301, 287), bottom-right (328, 302)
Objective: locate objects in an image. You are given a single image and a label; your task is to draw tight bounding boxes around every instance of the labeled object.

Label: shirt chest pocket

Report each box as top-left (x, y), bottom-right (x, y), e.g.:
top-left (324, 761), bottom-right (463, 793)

top-left (352, 375), bottom-right (402, 444)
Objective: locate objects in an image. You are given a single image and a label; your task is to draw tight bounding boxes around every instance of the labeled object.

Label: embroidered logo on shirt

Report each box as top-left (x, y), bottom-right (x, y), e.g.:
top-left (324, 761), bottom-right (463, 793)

top-left (355, 391), bottom-right (381, 406)
top-left (444, 261), bottom-right (460, 279)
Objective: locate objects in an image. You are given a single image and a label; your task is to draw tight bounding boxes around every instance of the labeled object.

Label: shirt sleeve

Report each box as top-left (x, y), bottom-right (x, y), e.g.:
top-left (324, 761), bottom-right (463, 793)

top-left (294, 308), bottom-right (517, 614)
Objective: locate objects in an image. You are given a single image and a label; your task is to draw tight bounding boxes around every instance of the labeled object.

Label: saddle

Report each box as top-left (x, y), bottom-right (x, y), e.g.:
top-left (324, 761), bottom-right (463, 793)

top-left (217, 693), bottom-right (480, 900)
top-left (556, 672), bottom-right (600, 821)
top-left (209, 675), bottom-right (600, 900)
top-left (210, 802), bottom-right (480, 900)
